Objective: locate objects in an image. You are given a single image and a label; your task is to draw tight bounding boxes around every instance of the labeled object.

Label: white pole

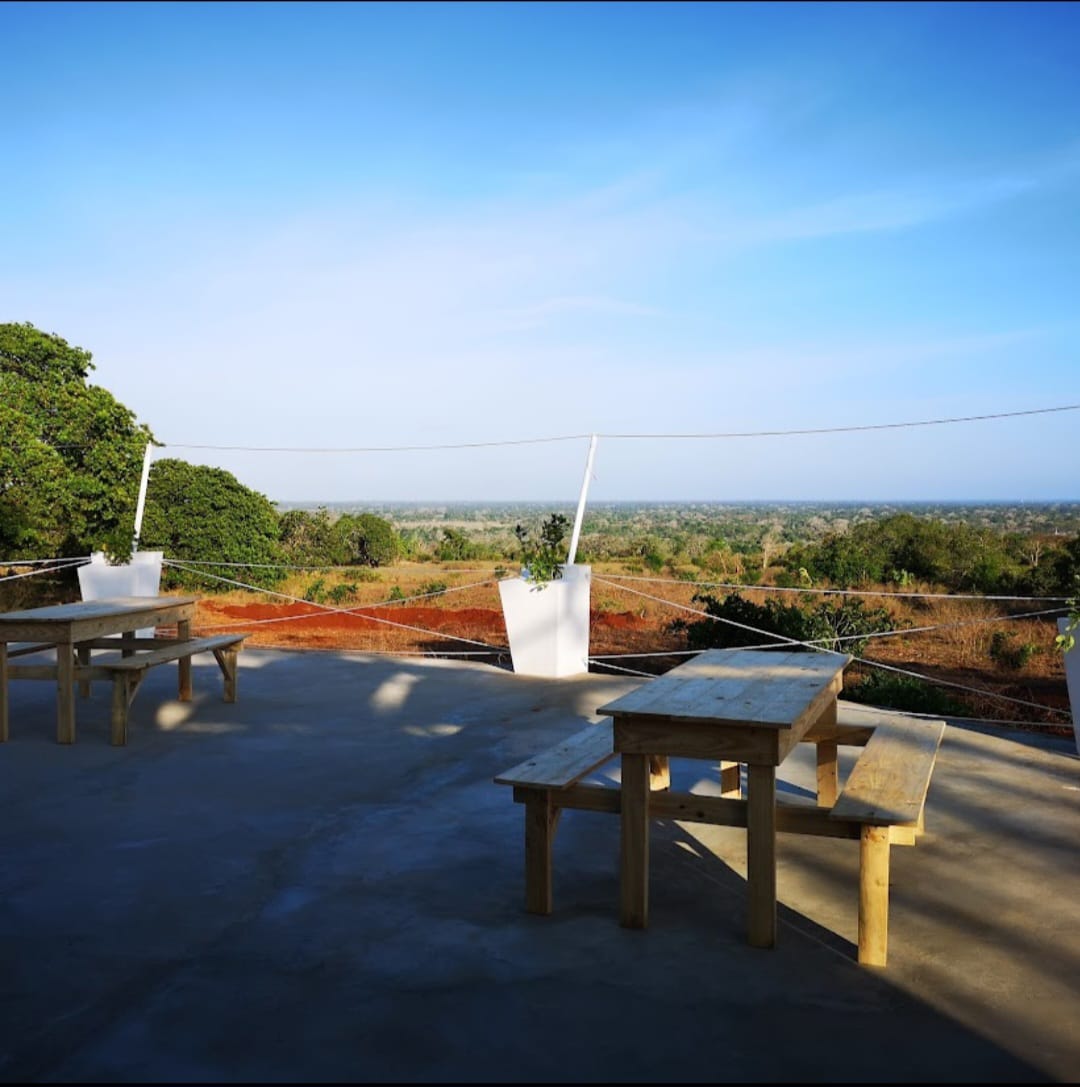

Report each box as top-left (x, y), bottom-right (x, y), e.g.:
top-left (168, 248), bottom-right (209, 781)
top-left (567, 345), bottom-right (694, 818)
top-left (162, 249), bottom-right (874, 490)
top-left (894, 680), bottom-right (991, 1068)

top-left (131, 442), bottom-right (154, 556)
top-left (566, 434), bottom-right (598, 567)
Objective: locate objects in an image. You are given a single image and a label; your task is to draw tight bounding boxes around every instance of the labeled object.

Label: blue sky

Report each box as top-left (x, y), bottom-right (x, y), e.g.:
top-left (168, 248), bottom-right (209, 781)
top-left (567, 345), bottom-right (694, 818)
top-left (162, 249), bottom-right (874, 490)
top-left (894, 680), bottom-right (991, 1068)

top-left (2, 1), bottom-right (1078, 502)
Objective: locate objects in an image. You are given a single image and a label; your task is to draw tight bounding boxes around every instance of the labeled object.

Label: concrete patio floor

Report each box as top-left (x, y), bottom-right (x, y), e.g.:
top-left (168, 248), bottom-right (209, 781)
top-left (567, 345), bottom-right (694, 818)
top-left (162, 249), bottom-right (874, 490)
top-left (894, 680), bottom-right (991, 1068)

top-left (1, 648), bottom-right (1078, 1083)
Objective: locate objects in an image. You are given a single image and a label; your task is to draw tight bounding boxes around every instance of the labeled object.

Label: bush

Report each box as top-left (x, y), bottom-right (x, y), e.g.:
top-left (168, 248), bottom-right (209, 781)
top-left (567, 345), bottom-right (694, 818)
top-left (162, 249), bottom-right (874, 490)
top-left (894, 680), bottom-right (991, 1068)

top-left (670, 592), bottom-right (897, 656)
top-left (988, 630), bottom-right (1038, 670)
top-left (842, 672), bottom-right (966, 716)
top-left (139, 459), bottom-right (284, 590)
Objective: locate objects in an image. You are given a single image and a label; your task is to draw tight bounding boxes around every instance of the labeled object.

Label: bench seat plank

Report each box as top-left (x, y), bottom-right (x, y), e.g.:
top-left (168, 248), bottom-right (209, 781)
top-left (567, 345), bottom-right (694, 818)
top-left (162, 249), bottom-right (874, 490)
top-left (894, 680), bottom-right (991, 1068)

top-left (495, 721), bottom-right (615, 789)
top-left (96, 634), bottom-right (246, 672)
top-left (830, 718), bottom-right (945, 826)
top-left (6, 642), bottom-right (57, 659)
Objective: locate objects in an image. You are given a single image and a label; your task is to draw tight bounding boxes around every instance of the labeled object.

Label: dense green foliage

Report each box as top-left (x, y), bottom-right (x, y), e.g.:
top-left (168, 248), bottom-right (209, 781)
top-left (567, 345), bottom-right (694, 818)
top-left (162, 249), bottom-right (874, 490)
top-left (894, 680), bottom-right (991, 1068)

top-left (0, 322), bottom-right (152, 558)
top-left (784, 513), bottom-right (1079, 596)
top-left (138, 459), bottom-right (284, 588)
top-left (841, 671), bottom-right (967, 716)
top-left (513, 513), bottom-right (570, 585)
top-left (279, 508), bottom-right (400, 567)
top-left (672, 592), bottom-right (898, 656)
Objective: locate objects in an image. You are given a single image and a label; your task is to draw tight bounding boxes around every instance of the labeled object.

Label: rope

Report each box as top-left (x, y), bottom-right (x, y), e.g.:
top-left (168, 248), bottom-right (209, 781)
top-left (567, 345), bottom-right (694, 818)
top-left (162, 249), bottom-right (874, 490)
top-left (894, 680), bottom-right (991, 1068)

top-left (592, 576), bottom-right (1071, 718)
top-left (164, 559), bottom-right (507, 652)
top-left (150, 404), bottom-right (1080, 454)
top-left (0, 558), bottom-right (89, 583)
top-left (0, 556), bottom-right (92, 566)
top-left (599, 572), bottom-right (1073, 604)
top-left (599, 404), bottom-right (1080, 440)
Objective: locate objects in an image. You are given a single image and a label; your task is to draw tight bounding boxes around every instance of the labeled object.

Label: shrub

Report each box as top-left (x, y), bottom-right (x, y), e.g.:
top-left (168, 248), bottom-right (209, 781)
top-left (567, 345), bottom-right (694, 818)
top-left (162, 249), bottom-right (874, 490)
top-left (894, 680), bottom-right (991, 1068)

top-left (988, 630), bottom-right (1038, 670)
top-left (513, 513), bottom-right (570, 586)
top-left (670, 592), bottom-right (897, 656)
top-left (842, 672), bottom-right (966, 717)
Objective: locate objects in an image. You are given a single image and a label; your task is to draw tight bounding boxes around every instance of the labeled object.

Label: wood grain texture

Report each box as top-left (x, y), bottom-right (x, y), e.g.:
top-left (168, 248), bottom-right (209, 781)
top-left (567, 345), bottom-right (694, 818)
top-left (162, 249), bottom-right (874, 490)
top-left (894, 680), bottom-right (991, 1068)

top-left (831, 719), bottom-right (945, 826)
top-left (859, 825), bottom-right (891, 966)
top-left (620, 753), bottom-right (651, 929)
top-left (495, 721), bottom-right (614, 789)
top-left (599, 648), bottom-right (849, 730)
top-left (747, 763), bottom-right (777, 948)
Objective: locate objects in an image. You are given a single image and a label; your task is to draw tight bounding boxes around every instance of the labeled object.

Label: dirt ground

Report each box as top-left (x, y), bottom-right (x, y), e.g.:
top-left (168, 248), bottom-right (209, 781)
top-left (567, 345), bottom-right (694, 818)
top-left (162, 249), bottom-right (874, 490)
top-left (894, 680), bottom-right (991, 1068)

top-left (186, 562), bottom-right (1072, 730)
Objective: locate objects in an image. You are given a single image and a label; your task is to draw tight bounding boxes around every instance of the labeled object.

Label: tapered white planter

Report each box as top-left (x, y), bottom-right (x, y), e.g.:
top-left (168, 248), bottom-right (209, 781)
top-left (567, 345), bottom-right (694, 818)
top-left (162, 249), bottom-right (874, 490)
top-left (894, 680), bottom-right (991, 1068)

top-left (78, 551), bottom-right (164, 638)
top-left (499, 563), bottom-right (591, 678)
top-left (1058, 619), bottom-right (1080, 755)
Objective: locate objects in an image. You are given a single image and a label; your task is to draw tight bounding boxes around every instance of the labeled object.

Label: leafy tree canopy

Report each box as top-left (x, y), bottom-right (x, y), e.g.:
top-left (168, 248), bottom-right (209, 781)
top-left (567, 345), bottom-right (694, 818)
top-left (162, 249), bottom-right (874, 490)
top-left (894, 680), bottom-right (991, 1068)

top-left (138, 458), bottom-right (284, 588)
top-left (0, 322), bottom-right (152, 558)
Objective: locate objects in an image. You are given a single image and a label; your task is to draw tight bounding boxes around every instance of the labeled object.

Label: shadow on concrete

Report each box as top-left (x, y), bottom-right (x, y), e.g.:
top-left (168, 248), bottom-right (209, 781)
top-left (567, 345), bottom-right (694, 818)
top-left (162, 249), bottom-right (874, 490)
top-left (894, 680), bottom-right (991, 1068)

top-left (0, 649), bottom-right (1073, 1081)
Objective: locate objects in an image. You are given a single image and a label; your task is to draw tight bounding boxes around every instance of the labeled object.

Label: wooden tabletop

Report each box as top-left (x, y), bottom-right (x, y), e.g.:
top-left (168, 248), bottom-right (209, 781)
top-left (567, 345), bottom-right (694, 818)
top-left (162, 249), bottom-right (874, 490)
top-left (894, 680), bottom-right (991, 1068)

top-left (0, 596), bottom-right (199, 626)
top-left (598, 647), bottom-right (851, 731)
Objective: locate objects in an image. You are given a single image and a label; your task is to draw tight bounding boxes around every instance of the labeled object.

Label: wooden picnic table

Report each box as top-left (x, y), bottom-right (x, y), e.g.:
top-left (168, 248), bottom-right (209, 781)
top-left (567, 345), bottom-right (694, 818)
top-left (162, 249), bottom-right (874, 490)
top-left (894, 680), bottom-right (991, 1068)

top-left (0, 595), bottom-right (199, 744)
top-left (598, 646), bottom-right (850, 948)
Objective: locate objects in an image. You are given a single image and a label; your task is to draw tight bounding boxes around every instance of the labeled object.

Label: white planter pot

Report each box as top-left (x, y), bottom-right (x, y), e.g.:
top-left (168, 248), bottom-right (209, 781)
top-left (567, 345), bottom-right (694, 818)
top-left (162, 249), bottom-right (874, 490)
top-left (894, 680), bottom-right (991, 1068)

top-left (498, 564), bottom-right (591, 678)
top-left (78, 551), bottom-right (164, 638)
top-left (1058, 618), bottom-right (1080, 755)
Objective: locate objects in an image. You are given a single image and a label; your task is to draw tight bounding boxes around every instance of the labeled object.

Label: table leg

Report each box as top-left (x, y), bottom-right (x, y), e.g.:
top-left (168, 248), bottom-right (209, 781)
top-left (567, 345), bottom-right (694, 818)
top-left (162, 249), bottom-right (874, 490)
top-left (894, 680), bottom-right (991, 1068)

top-left (57, 645), bottom-right (76, 745)
top-left (77, 645), bottom-right (91, 698)
top-left (177, 618), bottom-right (192, 701)
top-left (747, 763), bottom-right (777, 948)
top-left (121, 630), bottom-right (135, 658)
top-left (0, 643), bottom-right (8, 743)
top-left (620, 752), bottom-right (651, 929)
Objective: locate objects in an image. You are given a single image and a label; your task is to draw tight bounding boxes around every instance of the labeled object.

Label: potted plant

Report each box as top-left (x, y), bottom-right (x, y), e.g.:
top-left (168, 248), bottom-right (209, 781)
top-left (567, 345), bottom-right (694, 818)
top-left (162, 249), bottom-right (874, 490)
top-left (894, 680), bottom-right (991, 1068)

top-left (498, 513), bottom-right (591, 677)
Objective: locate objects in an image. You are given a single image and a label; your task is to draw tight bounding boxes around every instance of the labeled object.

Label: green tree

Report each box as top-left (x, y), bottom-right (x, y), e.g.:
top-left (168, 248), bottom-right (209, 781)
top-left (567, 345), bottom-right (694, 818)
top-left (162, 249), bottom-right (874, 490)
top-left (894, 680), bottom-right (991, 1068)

top-left (333, 513), bottom-right (400, 567)
top-left (279, 508), bottom-right (345, 566)
top-left (0, 322), bottom-right (152, 558)
top-left (138, 459), bottom-right (284, 588)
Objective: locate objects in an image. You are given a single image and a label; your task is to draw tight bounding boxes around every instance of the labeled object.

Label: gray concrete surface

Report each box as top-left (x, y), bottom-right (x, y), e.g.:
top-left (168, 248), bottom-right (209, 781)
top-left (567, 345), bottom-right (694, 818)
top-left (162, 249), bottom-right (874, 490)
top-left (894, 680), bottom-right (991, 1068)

top-left (1, 648), bottom-right (1077, 1083)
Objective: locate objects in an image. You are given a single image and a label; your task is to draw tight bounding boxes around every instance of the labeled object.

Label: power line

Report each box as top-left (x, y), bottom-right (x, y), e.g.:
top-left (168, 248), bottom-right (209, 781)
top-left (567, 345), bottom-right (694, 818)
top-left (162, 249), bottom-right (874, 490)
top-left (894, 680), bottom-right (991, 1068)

top-left (600, 403), bottom-right (1080, 440)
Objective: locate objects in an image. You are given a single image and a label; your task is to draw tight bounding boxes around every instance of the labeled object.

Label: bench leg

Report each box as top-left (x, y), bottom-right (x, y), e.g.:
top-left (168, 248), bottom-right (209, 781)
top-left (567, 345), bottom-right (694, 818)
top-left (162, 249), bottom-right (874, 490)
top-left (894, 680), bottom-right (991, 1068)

top-left (859, 825), bottom-right (890, 966)
top-left (77, 646), bottom-right (92, 698)
top-left (57, 646), bottom-right (76, 745)
top-left (214, 647), bottom-right (239, 703)
top-left (719, 761), bottom-right (741, 797)
top-left (620, 753), bottom-right (651, 929)
top-left (648, 754), bottom-right (670, 791)
top-left (524, 791), bottom-right (560, 915)
top-left (747, 763), bottom-right (777, 948)
top-left (816, 741), bottom-right (839, 807)
top-left (177, 619), bottom-right (193, 701)
top-left (111, 673), bottom-right (142, 746)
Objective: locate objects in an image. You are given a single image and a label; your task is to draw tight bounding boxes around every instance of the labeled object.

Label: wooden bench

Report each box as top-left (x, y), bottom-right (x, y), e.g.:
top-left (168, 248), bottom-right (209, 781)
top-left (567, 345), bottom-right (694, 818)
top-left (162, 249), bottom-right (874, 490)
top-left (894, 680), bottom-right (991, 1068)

top-left (93, 634), bottom-right (247, 745)
top-left (495, 722), bottom-right (622, 915)
top-left (496, 709), bottom-right (945, 967)
top-left (827, 715), bottom-right (945, 966)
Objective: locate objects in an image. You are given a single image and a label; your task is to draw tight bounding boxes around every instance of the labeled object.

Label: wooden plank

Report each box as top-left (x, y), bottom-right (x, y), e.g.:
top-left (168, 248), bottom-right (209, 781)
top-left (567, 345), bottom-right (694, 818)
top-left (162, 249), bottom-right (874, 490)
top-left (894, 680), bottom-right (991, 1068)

top-left (495, 722), bottom-right (614, 789)
top-left (719, 760), bottom-right (741, 797)
top-left (216, 646), bottom-right (239, 703)
top-left (816, 740), bottom-right (839, 807)
top-left (599, 648), bottom-right (848, 730)
top-left (803, 720), bottom-right (874, 746)
top-left (0, 596), bottom-right (198, 625)
top-left (831, 719), bottom-right (945, 826)
top-left (614, 717), bottom-right (778, 764)
top-left (524, 792), bottom-right (559, 914)
top-left (746, 763), bottom-right (777, 948)
top-left (4, 642), bottom-right (57, 659)
top-left (177, 618), bottom-right (193, 701)
top-left (99, 635), bottom-right (246, 672)
top-left (859, 825), bottom-right (890, 966)
top-left (57, 646), bottom-right (75, 745)
top-left (620, 753), bottom-right (650, 929)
